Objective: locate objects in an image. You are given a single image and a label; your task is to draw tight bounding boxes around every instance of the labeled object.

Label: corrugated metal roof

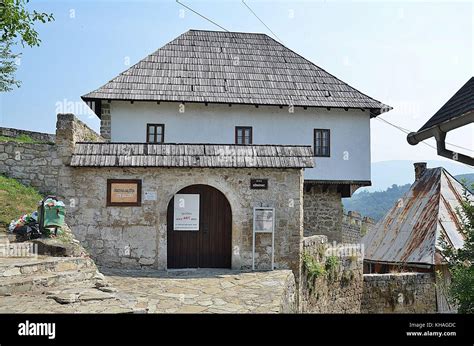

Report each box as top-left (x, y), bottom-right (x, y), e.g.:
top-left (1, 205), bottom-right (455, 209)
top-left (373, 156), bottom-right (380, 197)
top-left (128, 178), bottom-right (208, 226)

top-left (70, 143), bottom-right (314, 169)
top-left (82, 29), bottom-right (391, 117)
top-left (362, 167), bottom-right (471, 265)
top-left (418, 77), bottom-right (474, 132)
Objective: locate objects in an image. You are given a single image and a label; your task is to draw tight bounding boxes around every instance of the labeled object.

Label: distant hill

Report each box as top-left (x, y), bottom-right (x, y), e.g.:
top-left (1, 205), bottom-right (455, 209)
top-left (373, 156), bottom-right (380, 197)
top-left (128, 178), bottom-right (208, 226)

top-left (342, 173), bottom-right (474, 222)
top-left (366, 160), bottom-right (473, 192)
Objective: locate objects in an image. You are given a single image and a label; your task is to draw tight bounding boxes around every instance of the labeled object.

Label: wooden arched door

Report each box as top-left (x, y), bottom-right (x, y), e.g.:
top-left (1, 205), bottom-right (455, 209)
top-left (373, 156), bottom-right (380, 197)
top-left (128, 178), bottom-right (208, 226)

top-left (167, 185), bottom-right (232, 268)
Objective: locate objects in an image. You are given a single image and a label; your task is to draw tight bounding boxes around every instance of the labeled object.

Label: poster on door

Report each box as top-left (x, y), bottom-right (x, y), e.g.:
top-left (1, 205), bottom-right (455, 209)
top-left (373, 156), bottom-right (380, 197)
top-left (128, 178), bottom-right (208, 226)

top-left (173, 194), bottom-right (200, 231)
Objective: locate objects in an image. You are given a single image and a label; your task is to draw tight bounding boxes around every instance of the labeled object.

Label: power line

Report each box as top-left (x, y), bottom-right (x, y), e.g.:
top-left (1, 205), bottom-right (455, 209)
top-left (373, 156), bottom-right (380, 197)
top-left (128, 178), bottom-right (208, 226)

top-left (241, 0), bottom-right (283, 43)
top-left (376, 116), bottom-right (473, 169)
top-left (176, 0), bottom-right (229, 32)
top-left (377, 116), bottom-right (473, 153)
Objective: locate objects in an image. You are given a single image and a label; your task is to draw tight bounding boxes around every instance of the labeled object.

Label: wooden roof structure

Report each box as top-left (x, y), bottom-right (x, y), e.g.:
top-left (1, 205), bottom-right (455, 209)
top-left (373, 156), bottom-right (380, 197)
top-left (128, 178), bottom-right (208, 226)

top-left (70, 143), bottom-right (314, 169)
top-left (82, 29), bottom-right (391, 117)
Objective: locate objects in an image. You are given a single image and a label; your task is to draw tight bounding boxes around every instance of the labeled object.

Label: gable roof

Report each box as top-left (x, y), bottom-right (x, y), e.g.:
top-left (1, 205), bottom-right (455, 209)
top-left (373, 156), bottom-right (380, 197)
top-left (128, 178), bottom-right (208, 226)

top-left (82, 29), bottom-right (391, 117)
top-left (418, 77), bottom-right (474, 132)
top-left (362, 167), bottom-right (470, 265)
top-left (70, 143), bottom-right (314, 169)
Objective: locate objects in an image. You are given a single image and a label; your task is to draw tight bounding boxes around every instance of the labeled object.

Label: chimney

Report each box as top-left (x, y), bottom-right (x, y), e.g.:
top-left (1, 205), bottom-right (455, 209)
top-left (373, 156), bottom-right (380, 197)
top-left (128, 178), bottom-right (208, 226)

top-left (414, 162), bottom-right (427, 181)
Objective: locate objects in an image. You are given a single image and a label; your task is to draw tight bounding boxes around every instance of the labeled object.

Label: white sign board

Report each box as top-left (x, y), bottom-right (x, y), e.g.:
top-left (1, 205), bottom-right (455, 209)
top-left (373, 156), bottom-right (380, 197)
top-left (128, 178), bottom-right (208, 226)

top-left (173, 194), bottom-right (200, 231)
top-left (254, 208), bottom-right (275, 233)
top-left (144, 191), bottom-right (157, 201)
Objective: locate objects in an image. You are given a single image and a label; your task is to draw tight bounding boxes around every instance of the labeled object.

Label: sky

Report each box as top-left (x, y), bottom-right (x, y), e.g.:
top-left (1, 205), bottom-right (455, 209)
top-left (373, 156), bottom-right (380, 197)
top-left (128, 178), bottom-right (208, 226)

top-left (0, 0), bottom-right (472, 171)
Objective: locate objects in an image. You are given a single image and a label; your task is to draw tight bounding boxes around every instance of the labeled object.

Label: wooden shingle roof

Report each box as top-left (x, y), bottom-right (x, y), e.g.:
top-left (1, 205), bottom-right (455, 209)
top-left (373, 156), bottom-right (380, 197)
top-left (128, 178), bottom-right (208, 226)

top-left (70, 143), bottom-right (314, 168)
top-left (82, 29), bottom-right (391, 117)
top-left (418, 77), bottom-right (474, 132)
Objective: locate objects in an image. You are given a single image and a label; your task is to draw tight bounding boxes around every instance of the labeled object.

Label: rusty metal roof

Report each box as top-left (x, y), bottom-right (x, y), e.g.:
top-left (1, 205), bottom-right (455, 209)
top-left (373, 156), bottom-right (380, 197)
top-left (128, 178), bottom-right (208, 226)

top-left (362, 167), bottom-right (472, 265)
top-left (70, 142), bottom-right (314, 169)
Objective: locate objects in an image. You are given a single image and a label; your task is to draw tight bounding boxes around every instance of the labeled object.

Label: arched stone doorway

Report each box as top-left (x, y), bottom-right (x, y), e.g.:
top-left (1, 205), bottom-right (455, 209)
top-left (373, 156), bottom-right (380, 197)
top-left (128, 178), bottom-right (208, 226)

top-left (167, 184), bottom-right (232, 268)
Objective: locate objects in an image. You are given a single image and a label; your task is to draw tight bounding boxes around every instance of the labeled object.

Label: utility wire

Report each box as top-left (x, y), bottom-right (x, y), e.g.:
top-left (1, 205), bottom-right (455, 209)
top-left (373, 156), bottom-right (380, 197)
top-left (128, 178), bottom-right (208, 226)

top-left (176, 0), bottom-right (229, 32)
top-left (241, 0), bottom-right (283, 43)
top-left (376, 116), bottom-right (473, 169)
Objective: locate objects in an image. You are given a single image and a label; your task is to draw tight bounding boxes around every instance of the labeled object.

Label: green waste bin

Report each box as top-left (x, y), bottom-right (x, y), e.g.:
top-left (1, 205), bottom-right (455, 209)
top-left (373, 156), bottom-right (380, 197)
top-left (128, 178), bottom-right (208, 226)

top-left (39, 196), bottom-right (66, 234)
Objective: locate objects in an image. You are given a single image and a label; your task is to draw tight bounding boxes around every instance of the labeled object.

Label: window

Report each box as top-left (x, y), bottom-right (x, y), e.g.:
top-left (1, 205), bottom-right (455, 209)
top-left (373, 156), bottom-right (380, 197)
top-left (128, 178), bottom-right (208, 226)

top-left (146, 124), bottom-right (164, 143)
top-left (235, 126), bottom-right (252, 145)
top-left (314, 129), bottom-right (330, 157)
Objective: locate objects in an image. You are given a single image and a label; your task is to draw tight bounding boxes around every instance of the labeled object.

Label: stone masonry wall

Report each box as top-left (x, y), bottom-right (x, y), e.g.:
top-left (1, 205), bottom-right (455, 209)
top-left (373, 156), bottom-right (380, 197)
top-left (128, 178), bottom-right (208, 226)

top-left (0, 115), bottom-right (102, 196)
top-left (303, 185), bottom-right (343, 242)
top-left (0, 141), bottom-right (61, 195)
top-left (0, 127), bottom-right (55, 143)
top-left (63, 166), bottom-right (304, 279)
top-left (300, 235), bottom-right (363, 313)
top-left (361, 273), bottom-right (437, 313)
top-left (341, 211), bottom-right (375, 244)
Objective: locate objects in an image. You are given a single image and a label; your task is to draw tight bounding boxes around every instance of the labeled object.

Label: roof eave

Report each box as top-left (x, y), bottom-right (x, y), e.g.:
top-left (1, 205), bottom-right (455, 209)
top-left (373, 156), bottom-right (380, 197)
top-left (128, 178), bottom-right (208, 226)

top-left (407, 110), bottom-right (474, 145)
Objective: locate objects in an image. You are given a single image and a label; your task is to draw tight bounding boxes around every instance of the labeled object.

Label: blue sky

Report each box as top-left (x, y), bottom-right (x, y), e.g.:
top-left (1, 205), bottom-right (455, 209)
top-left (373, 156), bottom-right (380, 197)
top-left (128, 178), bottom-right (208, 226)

top-left (0, 0), bottom-right (472, 169)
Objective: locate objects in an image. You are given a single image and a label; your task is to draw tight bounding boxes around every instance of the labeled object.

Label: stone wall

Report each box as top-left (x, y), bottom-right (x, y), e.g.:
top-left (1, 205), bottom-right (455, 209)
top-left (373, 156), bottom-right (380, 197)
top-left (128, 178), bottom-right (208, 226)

top-left (303, 185), bottom-right (343, 242)
top-left (361, 273), bottom-right (437, 313)
top-left (63, 166), bottom-right (304, 277)
top-left (0, 115), bottom-right (103, 196)
top-left (341, 211), bottom-right (375, 244)
top-left (299, 235), bottom-right (363, 313)
top-left (0, 127), bottom-right (55, 143)
top-left (0, 141), bottom-right (61, 194)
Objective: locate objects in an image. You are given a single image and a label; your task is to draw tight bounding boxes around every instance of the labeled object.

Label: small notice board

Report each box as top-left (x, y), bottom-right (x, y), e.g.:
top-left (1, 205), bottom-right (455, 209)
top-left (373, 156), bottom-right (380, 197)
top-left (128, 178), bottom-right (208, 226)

top-left (107, 179), bottom-right (141, 206)
top-left (174, 194), bottom-right (200, 231)
top-left (252, 207), bottom-right (275, 270)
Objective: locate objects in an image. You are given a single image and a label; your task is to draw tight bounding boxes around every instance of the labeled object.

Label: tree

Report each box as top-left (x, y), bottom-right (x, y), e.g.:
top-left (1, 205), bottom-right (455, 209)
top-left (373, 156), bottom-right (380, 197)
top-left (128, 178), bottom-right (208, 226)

top-left (441, 182), bottom-right (474, 313)
top-left (0, 0), bottom-right (54, 91)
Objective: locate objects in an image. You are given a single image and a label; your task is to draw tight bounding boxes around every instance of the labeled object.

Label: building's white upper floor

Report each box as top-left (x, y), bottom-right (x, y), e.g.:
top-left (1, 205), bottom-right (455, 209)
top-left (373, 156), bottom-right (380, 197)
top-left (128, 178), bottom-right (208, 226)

top-left (106, 101), bottom-right (371, 182)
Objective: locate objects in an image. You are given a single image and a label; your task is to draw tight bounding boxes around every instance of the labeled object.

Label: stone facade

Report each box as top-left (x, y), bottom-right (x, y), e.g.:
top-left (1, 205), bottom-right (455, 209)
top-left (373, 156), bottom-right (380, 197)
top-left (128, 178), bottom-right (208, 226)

top-left (64, 166), bottom-right (303, 275)
top-left (303, 185), bottom-right (343, 242)
top-left (361, 273), bottom-right (437, 313)
top-left (299, 235), bottom-right (363, 313)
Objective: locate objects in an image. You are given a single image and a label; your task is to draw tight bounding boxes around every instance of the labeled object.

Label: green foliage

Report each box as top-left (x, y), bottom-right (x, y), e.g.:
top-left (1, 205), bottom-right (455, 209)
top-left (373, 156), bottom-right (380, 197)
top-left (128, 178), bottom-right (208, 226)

top-left (302, 252), bottom-right (326, 283)
top-left (0, 174), bottom-right (43, 229)
top-left (0, 0), bottom-right (54, 91)
top-left (343, 174), bottom-right (474, 221)
top-left (0, 41), bottom-right (21, 91)
top-left (325, 255), bottom-right (340, 282)
top-left (342, 183), bottom-right (411, 221)
top-left (0, 134), bottom-right (50, 144)
top-left (440, 181), bottom-right (474, 313)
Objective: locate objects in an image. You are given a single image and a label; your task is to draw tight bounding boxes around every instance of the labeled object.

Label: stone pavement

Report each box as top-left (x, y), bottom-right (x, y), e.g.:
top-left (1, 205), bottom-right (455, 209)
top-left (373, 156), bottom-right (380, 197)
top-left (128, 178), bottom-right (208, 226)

top-left (104, 268), bottom-right (296, 313)
top-left (0, 268), bottom-right (296, 313)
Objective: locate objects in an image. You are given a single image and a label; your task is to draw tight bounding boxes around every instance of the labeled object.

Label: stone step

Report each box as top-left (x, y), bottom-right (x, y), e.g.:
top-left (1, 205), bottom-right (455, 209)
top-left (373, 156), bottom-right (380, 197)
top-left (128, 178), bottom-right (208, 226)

top-left (0, 267), bottom-right (98, 296)
top-left (0, 256), bottom-right (96, 277)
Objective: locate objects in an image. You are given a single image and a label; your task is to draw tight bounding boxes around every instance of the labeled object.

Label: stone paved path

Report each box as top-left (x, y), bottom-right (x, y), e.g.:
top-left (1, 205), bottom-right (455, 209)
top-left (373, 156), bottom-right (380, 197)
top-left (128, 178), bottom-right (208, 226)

top-left (0, 268), bottom-right (295, 313)
top-left (104, 268), bottom-right (296, 313)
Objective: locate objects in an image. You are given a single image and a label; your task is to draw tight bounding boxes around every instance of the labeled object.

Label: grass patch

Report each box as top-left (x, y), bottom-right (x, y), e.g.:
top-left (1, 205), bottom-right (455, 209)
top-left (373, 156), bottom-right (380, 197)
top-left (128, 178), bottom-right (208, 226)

top-left (0, 175), bottom-right (43, 230)
top-left (0, 134), bottom-right (53, 144)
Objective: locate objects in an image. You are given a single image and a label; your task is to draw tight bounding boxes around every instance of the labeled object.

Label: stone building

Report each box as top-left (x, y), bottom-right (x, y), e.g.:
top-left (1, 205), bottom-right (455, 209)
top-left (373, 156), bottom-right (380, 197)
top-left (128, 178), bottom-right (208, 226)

top-left (2, 29), bottom-right (392, 286)
top-left (82, 29), bottom-right (391, 243)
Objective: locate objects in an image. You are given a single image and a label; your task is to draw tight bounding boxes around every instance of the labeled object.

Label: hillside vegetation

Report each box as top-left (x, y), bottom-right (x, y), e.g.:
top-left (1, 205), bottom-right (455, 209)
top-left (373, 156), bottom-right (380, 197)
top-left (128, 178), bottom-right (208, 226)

top-left (343, 173), bottom-right (474, 222)
top-left (0, 175), bottom-right (43, 230)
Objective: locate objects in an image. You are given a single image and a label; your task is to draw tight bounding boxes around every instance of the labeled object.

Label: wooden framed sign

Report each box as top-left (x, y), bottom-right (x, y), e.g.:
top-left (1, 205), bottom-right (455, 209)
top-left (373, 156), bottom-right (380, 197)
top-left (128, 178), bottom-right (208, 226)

top-left (107, 179), bottom-right (142, 206)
